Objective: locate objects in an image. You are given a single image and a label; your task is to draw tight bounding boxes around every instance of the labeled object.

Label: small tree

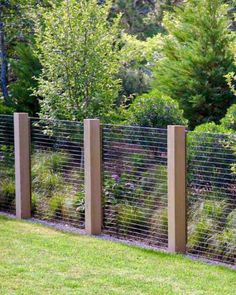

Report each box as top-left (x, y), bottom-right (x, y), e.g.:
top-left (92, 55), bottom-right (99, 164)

top-left (151, 0), bottom-right (236, 128)
top-left (35, 0), bottom-right (121, 121)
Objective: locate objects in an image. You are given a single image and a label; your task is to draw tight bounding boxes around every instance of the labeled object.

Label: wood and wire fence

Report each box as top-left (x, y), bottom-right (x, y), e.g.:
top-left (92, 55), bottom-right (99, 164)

top-left (0, 113), bottom-right (235, 266)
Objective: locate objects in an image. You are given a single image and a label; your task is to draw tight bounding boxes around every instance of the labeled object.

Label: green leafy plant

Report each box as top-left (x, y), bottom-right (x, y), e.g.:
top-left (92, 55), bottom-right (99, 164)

top-left (209, 209), bottom-right (236, 262)
top-left (149, 208), bottom-right (168, 246)
top-left (220, 104), bottom-right (236, 131)
top-left (151, 0), bottom-right (236, 128)
top-left (32, 151), bottom-right (67, 197)
top-left (118, 204), bottom-right (146, 234)
top-left (188, 199), bottom-right (228, 251)
top-left (31, 150), bottom-right (84, 225)
top-left (187, 122), bottom-right (235, 184)
top-left (48, 193), bottom-right (65, 219)
top-left (34, 0), bottom-right (121, 122)
top-left (125, 90), bottom-right (187, 128)
top-left (0, 179), bottom-right (15, 211)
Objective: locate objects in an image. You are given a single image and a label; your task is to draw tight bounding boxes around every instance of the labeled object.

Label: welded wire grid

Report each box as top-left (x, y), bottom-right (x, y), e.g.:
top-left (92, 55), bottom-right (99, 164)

top-left (102, 124), bottom-right (168, 248)
top-left (187, 131), bottom-right (236, 264)
top-left (0, 115), bottom-right (15, 214)
top-left (30, 118), bottom-right (85, 228)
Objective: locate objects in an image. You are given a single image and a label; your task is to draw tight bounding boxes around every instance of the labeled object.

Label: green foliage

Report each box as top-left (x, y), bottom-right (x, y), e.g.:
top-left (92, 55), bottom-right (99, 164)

top-left (117, 204), bottom-right (146, 233)
top-left (104, 163), bottom-right (168, 242)
top-left (188, 122), bottom-right (235, 184)
top-left (104, 172), bottom-right (137, 205)
top-left (226, 71), bottom-right (236, 96)
top-left (9, 44), bottom-right (41, 115)
top-left (32, 152), bottom-right (67, 197)
top-left (0, 178), bottom-right (15, 210)
top-left (31, 150), bottom-right (85, 223)
top-left (191, 121), bottom-right (231, 134)
top-left (188, 199), bottom-right (228, 250)
top-left (151, 0), bottom-right (236, 128)
top-left (0, 141), bottom-right (15, 212)
top-left (212, 209), bottom-right (236, 260)
top-left (125, 90), bottom-right (188, 128)
top-left (34, 0), bottom-right (121, 122)
top-left (48, 193), bottom-right (64, 218)
top-left (111, 0), bottom-right (183, 39)
top-left (149, 208), bottom-right (168, 245)
top-left (0, 144), bottom-right (14, 173)
top-left (118, 34), bottom-right (162, 102)
top-left (0, 100), bottom-right (14, 114)
top-left (221, 104), bottom-right (236, 131)
top-left (140, 165), bottom-right (167, 196)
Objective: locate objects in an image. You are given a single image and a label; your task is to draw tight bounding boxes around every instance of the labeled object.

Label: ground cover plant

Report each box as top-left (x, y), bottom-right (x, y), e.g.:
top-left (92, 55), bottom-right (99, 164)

top-left (0, 215), bottom-right (235, 295)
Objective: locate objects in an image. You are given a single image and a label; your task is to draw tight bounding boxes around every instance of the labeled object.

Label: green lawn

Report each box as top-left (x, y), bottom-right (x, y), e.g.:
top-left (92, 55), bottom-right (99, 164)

top-left (0, 216), bottom-right (235, 295)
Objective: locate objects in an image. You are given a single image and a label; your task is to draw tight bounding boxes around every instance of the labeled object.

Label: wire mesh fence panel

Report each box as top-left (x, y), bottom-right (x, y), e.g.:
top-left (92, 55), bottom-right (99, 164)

top-left (30, 118), bottom-right (85, 228)
top-left (102, 125), bottom-right (168, 248)
top-left (0, 115), bottom-right (15, 214)
top-left (187, 131), bottom-right (236, 265)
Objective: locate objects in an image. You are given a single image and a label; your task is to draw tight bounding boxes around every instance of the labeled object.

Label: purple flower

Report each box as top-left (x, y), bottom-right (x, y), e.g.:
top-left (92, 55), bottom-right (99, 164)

top-left (112, 173), bottom-right (120, 182)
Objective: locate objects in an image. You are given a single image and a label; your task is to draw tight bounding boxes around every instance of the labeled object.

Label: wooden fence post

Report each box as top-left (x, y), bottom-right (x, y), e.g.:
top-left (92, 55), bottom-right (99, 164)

top-left (168, 125), bottom-right (186, 253)
top-left (84, 119), bottom-right (102, 235)
top-left (14, 113), bottom-right (31, 219)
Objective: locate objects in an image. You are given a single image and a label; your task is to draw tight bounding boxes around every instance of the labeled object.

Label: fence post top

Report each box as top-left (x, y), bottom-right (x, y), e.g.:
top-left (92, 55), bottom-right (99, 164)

top-left (14, 112), bottom-right (29, 117)
top-left (84, 118), bottom-right (100, 121)
top-left (167, 125), bottom-right (186, 130)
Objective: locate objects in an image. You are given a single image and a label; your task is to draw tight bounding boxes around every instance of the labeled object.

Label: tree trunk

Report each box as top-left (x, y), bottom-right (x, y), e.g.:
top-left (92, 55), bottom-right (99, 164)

top-left (0, 6), bottom-right (9, 101)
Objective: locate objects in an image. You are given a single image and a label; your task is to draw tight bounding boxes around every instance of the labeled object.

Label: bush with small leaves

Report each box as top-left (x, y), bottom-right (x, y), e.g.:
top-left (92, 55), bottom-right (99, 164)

top-left (188, 122), bottom-right (235, 185)
top-left (126, 90), bottom-right (188, 128)
top-left (149, 208), bottom-right (168, 246)
top-left (188, 199), bottom-right (228, 252)
top-left (211, 209), bottom-right (236, 262)
top-left (48, 193), bottom-right (64, 219)
top-left (220, 104), bottom-right (236, 131)
top-left (32, 151), bottom-right (68, 197)
top-left (0, 178), bottom-right (15, 211)
top-left (117, 204), bottom-right (147, 234)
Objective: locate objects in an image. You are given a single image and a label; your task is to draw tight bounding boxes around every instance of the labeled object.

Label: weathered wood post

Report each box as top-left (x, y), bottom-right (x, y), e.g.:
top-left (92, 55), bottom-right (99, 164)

top-left (84, 119), bottom-right (102, 235)
top-left (168, 125), bottom-right (186, 253)
top-left (14, 113), bottom-right (31, 219)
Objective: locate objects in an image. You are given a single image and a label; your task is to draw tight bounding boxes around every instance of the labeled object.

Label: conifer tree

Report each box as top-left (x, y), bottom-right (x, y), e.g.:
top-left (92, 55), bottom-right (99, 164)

top-left (151, 0), bottom-right (236, 127)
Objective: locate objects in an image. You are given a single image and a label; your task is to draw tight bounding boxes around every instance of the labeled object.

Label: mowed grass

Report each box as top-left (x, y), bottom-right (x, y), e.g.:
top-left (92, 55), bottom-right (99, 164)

top-left (0, 216), bottom-right (235, 295)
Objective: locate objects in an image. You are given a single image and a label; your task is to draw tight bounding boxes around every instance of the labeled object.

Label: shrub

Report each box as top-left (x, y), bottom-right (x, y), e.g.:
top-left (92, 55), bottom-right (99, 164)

top-left (31, 192), bottom-right (37, 214)
top-left (32, 151), bottom-right (67, 197)
top-left (188, 199), bottom-right (228, 251)
top-left (31, 151), bottom-right (85, 225)
top-left (149, 208), bottom-right (168, 246)
top-left (125, 90), bottom-right (188, 128)
top-left (140, 165), bottom-right (167, 208)
top-left (117, 204), bottom-right (146, 234)
top-left (220, 104), bottom-right (236, 131)
top-left (210, 209), bottom-right (236, 262)
top-left (48, 193), bottom-right (64, 219)
top-left (187, 122), bottom-right (235, 185)
top-left (62, 190), bottom-right (85, 223)
top-left (104, 172), bottom-right (139, 205)
top-left (103, 164), bottom-right (168, 238)
top-left (0, 178), bottom-right (15, 210)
